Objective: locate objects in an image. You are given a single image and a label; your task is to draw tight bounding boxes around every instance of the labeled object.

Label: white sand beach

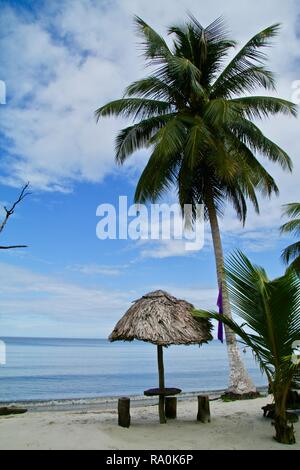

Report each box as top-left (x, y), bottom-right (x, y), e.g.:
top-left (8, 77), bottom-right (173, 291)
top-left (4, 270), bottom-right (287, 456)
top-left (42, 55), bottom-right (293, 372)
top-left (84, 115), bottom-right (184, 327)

top-left (0, 396), bottom-right (299, 450)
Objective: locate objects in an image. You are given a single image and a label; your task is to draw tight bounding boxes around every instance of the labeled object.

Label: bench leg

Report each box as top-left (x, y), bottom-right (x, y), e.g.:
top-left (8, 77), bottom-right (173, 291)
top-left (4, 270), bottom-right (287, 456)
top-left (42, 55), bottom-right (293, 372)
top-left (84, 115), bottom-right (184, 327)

top-left (197, 395), bottom-right (210, 423)
top-left (165, 397), bottom-right (177, 419)
top-left (118, 397), bottom-right (130, 427)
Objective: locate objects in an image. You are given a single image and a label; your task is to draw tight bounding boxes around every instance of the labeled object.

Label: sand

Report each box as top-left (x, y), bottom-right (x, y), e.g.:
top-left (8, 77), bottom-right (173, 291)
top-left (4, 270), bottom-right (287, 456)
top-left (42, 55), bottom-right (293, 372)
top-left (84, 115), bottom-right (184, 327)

top-left (0, 396), bottom-right (299, 450)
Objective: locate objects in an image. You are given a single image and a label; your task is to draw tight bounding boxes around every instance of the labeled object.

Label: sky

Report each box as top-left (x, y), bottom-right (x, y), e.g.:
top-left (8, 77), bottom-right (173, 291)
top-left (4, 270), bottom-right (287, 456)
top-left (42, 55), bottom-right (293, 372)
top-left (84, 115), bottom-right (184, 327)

top-left (0, 0), bottom-right (299, 338)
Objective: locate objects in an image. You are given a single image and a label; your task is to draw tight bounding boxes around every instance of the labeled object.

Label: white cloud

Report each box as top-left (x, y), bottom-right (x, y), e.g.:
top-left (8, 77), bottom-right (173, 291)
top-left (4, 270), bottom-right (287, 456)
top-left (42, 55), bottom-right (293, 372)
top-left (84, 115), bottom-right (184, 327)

top-left (0, 1), bottom-right (137, 191)
top-left (140, 235), bottom-right (207, 258)
top-left (0, 261), bottom-right (220, 337)
top-left (152, 285), bottom-right (218, 310)
top-left (68, 263), bottom-right (124, 276)
top-left (0, 261), bottom-right (134, 337)
top-left (140, 239), bottom-right (192, 258)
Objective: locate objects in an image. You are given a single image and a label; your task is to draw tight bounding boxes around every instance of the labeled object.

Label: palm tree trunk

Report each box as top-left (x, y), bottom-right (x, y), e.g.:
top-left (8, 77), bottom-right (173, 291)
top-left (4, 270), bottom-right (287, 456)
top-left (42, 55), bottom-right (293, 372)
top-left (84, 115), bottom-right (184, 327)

top-left (206, 194), bottom-right (256, 395)
top-left (274, 386), bottom-right (295, 444)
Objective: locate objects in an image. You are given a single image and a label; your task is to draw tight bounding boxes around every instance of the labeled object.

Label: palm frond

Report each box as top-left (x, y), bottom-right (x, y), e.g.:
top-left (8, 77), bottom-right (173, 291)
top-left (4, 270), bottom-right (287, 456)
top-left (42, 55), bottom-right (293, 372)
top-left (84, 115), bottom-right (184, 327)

top-left (169, 16), bottom-right (236, 85)
top-left (217, 130), bottom-right (279, 198)
top-left (281, 241), bottom-right (300, 264)
top-left (134, 16), bottom-right (171, 64)
top-left (286, 256), bottom-right (300, 275)
top-left (95, 98), bottom-right (173, 122)
top-left (212, 66), bottom-right (276, 98)
top-left (184, 118), bottom-right (216, 168)
top-left (231, 96), bottom-right (297, 119)
top-left (194, 251), bottom-right (300, 378)
top-left (282, 203), bottom-right (300, 219)
top-left (226, 118), bottom-right (293, 172)
top-left (280, 219), bottom-right (300, 237)
top-left (115, 114), bottom-right (176, 164)
top-left (212, 23), bottom-right (280, 97)
top-left (134, 117), bottom-right (186, 202)
top-left (134, 149), bottom-right (179, 203)
top-left (193, 308), bottom-right (273, 375)
top-left (225, 185), bottom-right (248, 224)
top-left (153, 55), bottom-right (206, 100)
top-left (124, 76), bottom-right (184, 104)
top-left (281, 203), bottom-right (300, 272)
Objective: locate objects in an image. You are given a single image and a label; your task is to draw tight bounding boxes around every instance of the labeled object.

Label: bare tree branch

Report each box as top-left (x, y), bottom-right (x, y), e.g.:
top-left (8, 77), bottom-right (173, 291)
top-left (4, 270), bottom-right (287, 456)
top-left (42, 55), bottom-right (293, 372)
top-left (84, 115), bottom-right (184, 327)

top-left (0, 245), bottom-right (28, 249)
top-left (0, 182), bottom-right (30, 250)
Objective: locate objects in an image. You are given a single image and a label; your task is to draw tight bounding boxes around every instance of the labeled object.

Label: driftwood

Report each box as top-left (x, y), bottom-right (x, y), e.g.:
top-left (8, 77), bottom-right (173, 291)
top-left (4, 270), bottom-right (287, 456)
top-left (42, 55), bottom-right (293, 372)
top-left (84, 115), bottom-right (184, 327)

top-left (262, 389), bottom-right (300, 422)
top-left (165, 397), bottom-right (177, 419)
top-left (287, 389), bottom-right (300, 408)
top-left (197, 395), bottom-right (210, 423)
top-left (118, 397), bottom-right (130, 428)
top-left (262, 403), bottom-right (299, 423)
top-left (0, 406), bottom-right (27, 416)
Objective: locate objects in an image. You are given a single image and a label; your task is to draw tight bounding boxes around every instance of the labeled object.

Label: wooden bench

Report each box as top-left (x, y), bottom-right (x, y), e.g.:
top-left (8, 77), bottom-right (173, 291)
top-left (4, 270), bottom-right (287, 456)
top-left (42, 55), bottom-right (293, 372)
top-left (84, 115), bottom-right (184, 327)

top-left (118, 391), bottom-right (211, 427)
top-left (144, 387), bottom-right (181, 423)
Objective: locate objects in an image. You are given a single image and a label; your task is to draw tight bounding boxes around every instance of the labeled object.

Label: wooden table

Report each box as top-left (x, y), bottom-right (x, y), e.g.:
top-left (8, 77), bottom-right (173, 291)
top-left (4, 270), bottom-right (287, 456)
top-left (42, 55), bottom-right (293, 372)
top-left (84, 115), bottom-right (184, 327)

top-left (144, 387), bottom-right (181, 423)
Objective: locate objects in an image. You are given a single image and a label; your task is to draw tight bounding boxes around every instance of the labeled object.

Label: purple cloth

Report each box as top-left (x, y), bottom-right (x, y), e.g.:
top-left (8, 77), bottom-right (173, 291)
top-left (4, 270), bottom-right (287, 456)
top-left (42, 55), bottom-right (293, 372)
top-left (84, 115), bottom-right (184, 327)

top-left (217, 287), bottom-right (224, 343)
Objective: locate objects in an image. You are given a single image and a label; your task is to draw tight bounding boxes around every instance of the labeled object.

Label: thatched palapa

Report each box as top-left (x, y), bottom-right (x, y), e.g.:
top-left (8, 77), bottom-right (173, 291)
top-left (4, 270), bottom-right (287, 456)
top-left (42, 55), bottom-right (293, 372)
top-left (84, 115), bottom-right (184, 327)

top-left (109, 290), bottom-right (213, 423)
top-left (109, 290), bottom-right (212, 346)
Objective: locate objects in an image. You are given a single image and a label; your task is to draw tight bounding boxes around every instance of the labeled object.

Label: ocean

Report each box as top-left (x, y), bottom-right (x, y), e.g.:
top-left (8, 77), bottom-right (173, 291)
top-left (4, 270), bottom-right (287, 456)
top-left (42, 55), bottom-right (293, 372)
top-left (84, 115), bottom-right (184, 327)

top-left (0, 337), bottom-right (267, 403)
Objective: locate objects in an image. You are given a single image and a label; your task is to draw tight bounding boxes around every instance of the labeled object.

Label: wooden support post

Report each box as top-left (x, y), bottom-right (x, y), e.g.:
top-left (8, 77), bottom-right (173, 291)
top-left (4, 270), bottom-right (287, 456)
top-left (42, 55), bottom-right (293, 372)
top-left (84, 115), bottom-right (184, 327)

top-left (165, 397), bottom-right (177, 419)
top-left (118, 397), bottom-right (130, 428)
top-left (197, 395), bottom-right (210, 423)
top-left (158, 395), bottom-right (166, 424)
top-left (157, 345), bottom-right (166, 424)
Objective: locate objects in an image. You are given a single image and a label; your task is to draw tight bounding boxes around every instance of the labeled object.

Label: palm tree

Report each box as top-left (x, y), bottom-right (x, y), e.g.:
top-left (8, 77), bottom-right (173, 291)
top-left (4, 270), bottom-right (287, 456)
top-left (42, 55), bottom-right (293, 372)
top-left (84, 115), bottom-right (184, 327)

top-left (194, 251), bottom-right (300, 444)
top-left (281, 203), bottom-right (300, 273)
top-left (96, 16), bottom-right (296, 395)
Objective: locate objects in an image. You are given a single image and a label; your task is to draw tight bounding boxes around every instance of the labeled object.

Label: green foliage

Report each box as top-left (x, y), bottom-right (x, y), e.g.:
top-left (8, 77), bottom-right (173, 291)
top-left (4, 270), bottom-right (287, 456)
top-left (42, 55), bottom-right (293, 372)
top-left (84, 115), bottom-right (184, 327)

top-left (194, 251), bottom-right (300, 383)
top-left (281, 203), bottom-right (300, 273)
top-left (193, 251), bottom-right (300, 443)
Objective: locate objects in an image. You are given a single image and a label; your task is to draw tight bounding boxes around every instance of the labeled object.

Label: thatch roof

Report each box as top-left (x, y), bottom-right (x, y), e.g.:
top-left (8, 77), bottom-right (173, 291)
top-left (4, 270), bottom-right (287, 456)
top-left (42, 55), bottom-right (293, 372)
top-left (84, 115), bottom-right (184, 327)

top-left (109, 290), bottom-right (213, 346)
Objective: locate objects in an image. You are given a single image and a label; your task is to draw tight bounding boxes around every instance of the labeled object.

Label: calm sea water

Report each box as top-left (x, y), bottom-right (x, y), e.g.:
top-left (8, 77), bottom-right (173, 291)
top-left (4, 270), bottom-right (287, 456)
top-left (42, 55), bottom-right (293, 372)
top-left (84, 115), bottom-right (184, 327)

top-left (0, 337), bottom-right (267, 402)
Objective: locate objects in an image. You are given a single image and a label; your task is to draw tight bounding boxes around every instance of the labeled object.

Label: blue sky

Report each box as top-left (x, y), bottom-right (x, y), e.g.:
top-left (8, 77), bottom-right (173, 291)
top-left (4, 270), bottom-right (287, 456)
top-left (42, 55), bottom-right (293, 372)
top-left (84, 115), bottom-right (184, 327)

top-left (0, 0), bottom-right (299, 338)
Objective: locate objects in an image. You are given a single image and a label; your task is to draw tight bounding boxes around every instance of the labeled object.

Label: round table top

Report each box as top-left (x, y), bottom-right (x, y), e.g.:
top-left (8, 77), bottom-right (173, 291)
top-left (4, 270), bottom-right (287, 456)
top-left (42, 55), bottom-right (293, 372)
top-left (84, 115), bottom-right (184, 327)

top-left (144, 387), bottom-right (182, 397)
